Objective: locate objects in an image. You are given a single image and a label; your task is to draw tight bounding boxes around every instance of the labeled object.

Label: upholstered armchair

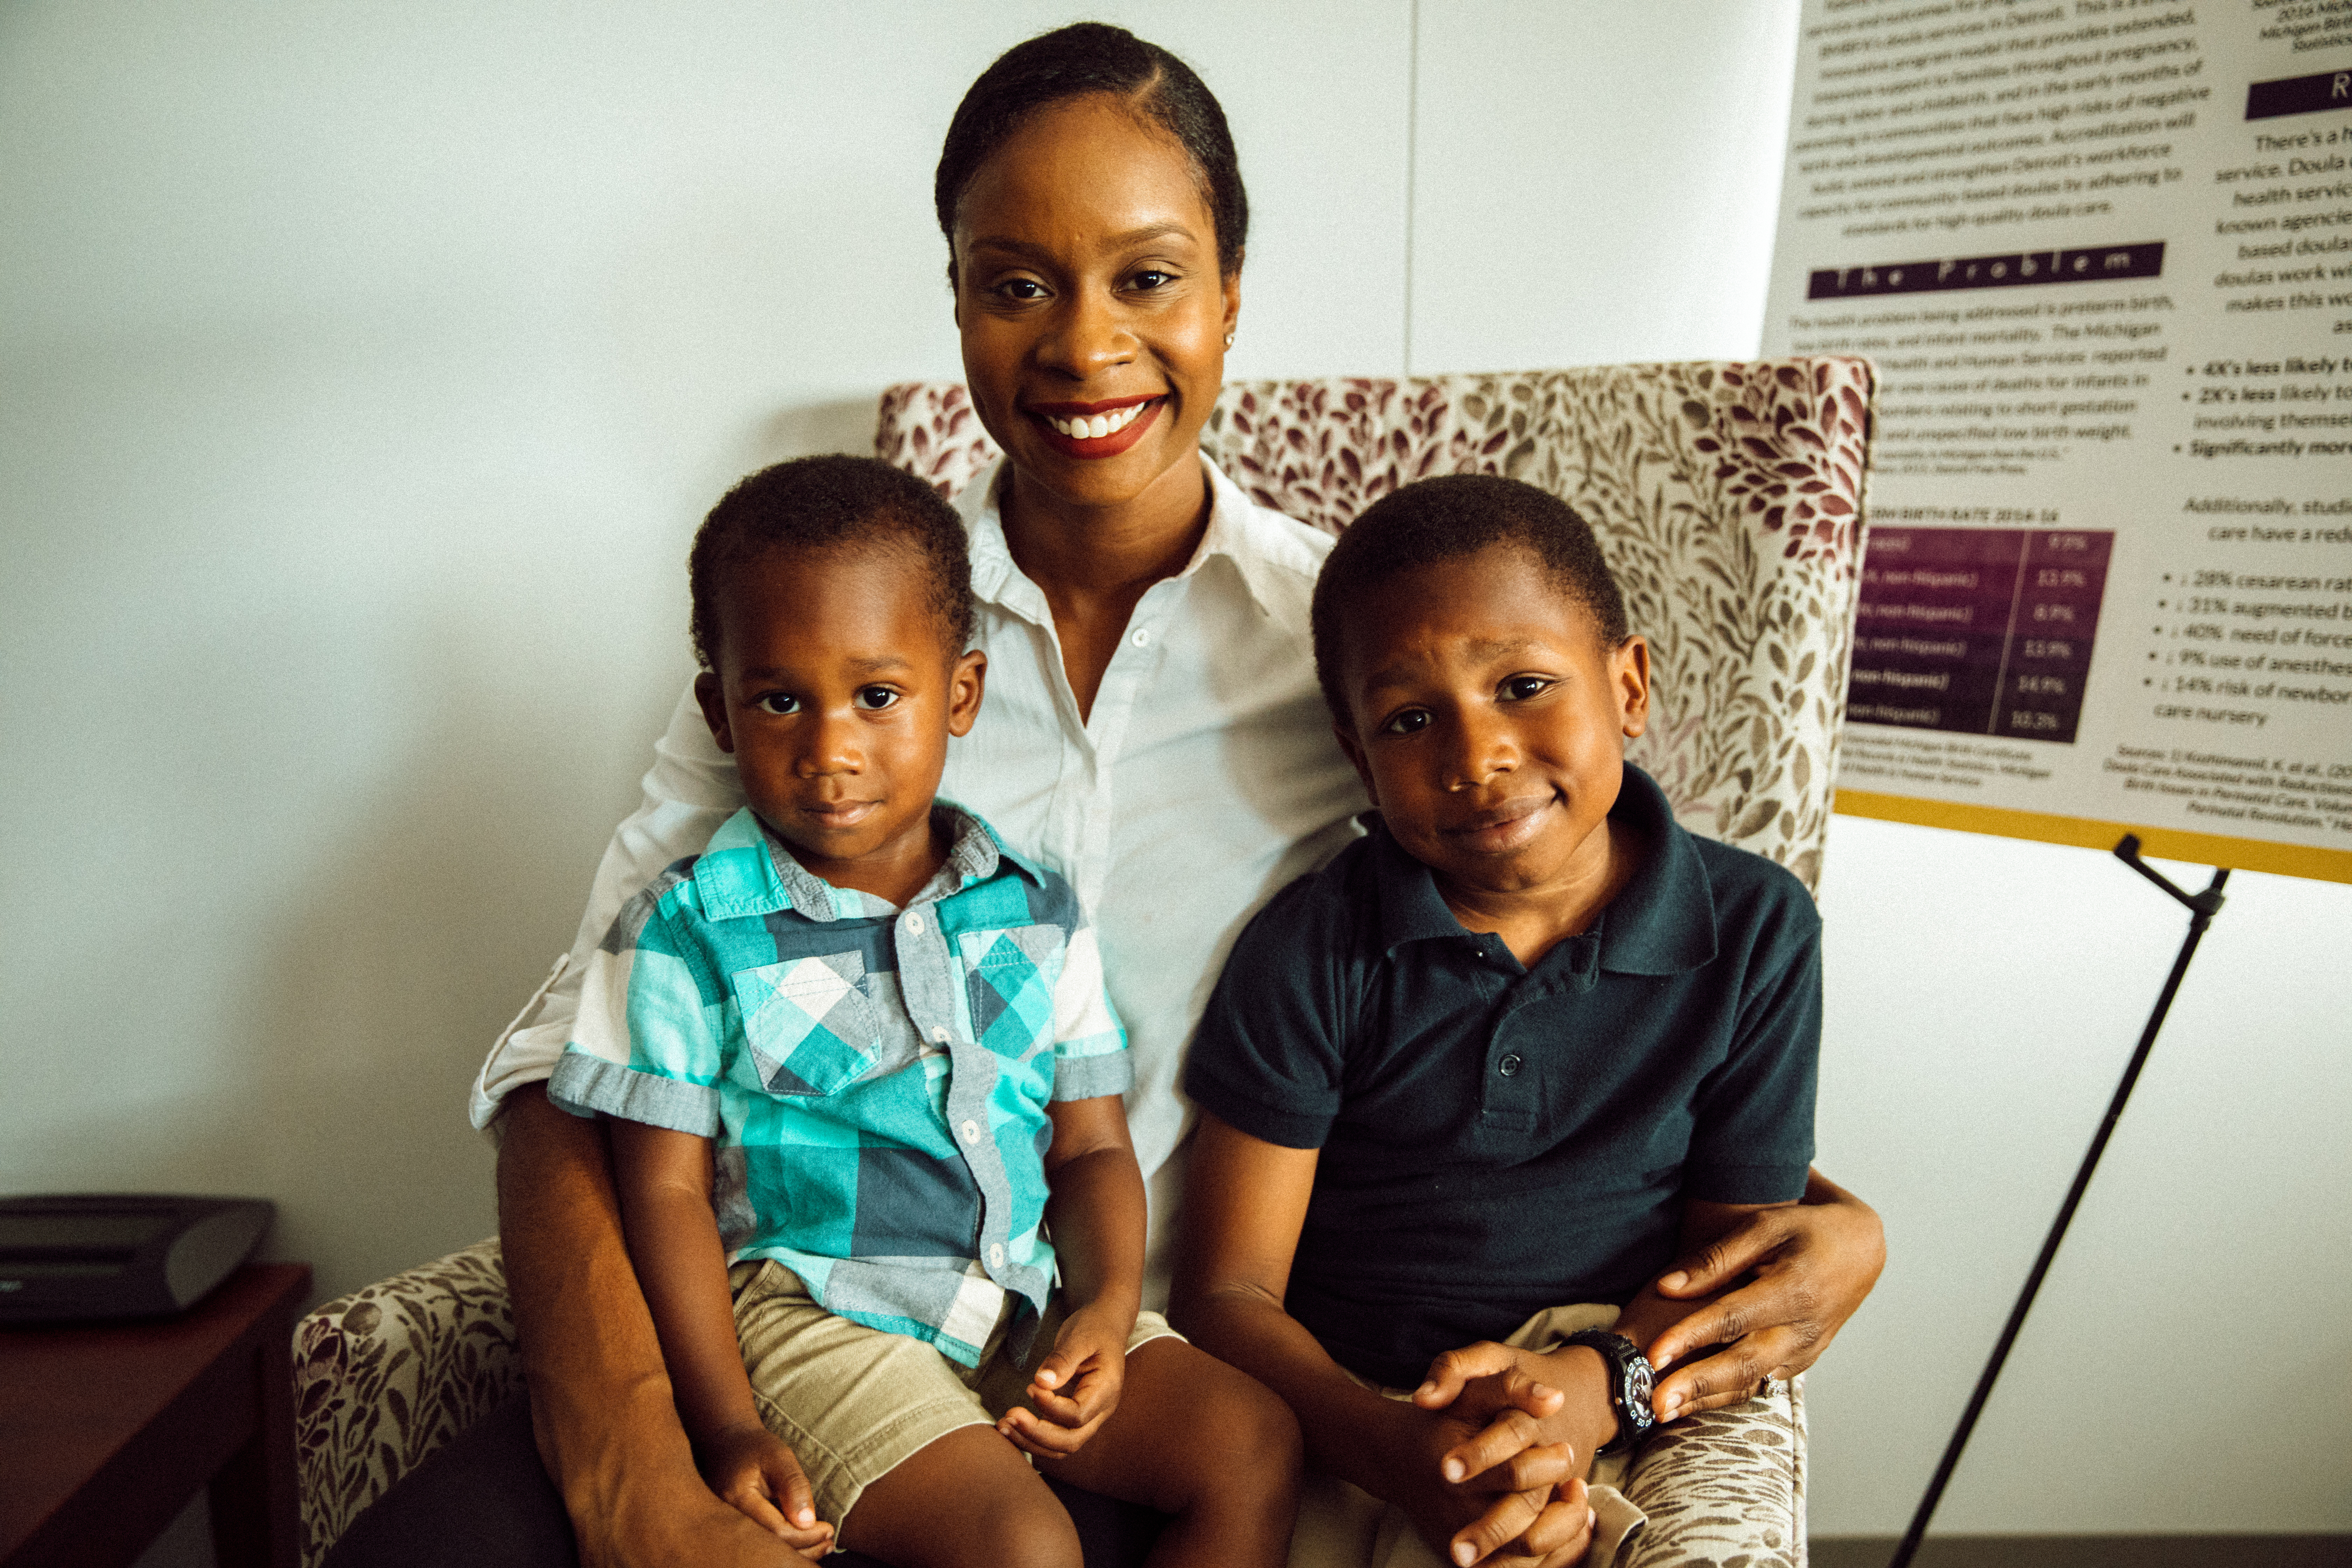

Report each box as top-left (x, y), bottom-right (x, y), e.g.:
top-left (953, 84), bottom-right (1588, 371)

top-left (292, 359), bottom-right (1874, 1568)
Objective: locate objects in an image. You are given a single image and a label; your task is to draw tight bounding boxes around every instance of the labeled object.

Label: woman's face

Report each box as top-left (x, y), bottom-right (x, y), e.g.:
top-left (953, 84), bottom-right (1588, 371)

top-left (951, 93), bottom-right (1238, 516)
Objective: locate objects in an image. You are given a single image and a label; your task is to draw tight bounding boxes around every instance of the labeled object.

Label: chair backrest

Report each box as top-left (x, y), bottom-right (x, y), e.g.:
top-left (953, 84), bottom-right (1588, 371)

top-left (876, 360), bottom-right (1874, 894)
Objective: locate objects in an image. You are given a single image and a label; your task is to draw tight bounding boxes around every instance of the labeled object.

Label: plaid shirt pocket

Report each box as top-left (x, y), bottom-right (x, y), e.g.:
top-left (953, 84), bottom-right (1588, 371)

top-left (962, 924), bottom-right (1065, 1065)
top-left (735, 953), bottom-right (884, 1097)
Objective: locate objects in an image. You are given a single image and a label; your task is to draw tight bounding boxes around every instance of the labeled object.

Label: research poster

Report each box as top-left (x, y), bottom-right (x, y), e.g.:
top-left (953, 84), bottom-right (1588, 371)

top-left (1762, 0), bottom-right (2352, 882)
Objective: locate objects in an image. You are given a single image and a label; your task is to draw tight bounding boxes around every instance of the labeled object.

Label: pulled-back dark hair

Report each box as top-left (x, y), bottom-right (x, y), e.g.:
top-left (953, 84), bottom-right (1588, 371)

top-left (688, 456), bottom-right (974, 670)
top-left (1311, 475), bottom-right (1631, 726)
top-left (935, 22), bottom-right (1248, 280)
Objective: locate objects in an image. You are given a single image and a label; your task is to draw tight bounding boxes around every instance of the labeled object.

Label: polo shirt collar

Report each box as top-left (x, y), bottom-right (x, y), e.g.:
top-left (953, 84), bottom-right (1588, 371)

top-left (1592, 765), bottom-right (1718, 975)
top-left (1368, 763), bottom-right (1718, 976)
top-left (691, 802), bottom-right (1038, 924)
top-left (960, 455), bottom-right (1294, 621)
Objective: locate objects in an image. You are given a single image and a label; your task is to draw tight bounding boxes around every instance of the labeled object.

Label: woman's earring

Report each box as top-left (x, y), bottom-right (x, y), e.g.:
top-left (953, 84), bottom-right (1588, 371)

top-left (1224, 331), bottom-right (1235, 348)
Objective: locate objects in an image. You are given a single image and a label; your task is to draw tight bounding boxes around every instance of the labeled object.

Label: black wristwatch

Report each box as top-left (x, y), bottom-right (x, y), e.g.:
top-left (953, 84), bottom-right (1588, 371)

top-left (1563, 1330), bottom-right (1656, 1455)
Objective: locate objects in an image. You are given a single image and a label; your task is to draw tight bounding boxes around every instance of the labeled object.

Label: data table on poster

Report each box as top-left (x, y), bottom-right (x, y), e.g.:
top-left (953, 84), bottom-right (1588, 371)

top-left (1850, 528), bottom-right (2115, 745)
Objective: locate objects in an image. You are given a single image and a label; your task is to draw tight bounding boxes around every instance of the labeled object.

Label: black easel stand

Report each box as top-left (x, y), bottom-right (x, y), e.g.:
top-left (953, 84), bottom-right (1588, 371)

top-left (1886, 835), bottom-right (2229, 1568)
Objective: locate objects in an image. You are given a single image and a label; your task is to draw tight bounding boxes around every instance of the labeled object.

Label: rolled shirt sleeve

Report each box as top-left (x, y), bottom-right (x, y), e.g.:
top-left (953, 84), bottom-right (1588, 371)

top-left (1048, 919), bottom-right (1132, 1103)
top-left (545, 888), bottom-right (726, 1138)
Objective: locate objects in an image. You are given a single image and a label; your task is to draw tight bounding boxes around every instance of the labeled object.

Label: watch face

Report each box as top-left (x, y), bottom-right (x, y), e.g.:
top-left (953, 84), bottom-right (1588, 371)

top-left (1626, 1360), bottom-right (1655, 1427)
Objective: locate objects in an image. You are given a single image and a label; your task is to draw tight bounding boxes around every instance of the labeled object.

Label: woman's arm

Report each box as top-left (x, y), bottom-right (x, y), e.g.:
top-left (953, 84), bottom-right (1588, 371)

top-left (604, 1118), bottom-right (832, 1557)
top-left (1640, 1168), bottom-right (1885, 1419)
top-left (485, 687), bottom-right (767, 1564)
top-left (1420, 1197), bottom-right (1798, 1453)
top-left (1172, 1114), bottom-right (1593, 1568)
top-left (496, 1088), bottom-right (799, 1567)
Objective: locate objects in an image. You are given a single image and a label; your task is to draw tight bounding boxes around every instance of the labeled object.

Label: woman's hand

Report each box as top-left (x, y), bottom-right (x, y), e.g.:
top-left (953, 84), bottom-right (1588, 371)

top-left (998, 1300), bottom-right (1131, 1459)
top-left (698, 1422), bottom-right (834, 1561)
top-left (1643, 1170), bottom-right (1885, 1420)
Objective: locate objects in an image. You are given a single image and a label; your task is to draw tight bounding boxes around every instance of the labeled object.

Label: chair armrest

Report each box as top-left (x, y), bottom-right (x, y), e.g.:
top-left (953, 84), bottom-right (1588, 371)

top-left (1621, 1374), bottom-right (1807, 1568)
top-left (293, 1237), bottom-right (520, 1568)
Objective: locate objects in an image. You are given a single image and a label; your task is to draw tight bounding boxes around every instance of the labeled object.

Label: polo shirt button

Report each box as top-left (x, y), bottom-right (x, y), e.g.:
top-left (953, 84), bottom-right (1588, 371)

top-left (1130, 628), bottom-right (1150, 648)
top-left (1497, 1054), bottom-right (1523, 1077)
top-left (932, 1027), bottom-right (952, 1045)
top-left (960, 1119), bottom-right (982, 1145)
top-left (905, 913), bottom-right (924, 934)
top-left (988, 1242), bottom-right (1006, 1269)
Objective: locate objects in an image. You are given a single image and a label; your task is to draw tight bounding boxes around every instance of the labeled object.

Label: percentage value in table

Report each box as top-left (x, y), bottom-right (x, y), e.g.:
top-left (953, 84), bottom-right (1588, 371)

top-left (1850, 527), bottom-right (2113, 742)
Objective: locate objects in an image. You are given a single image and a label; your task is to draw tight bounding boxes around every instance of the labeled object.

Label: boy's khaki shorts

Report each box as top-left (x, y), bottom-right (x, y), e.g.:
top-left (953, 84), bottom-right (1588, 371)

top-left (727, 1259), bottom-right (1181, 1529)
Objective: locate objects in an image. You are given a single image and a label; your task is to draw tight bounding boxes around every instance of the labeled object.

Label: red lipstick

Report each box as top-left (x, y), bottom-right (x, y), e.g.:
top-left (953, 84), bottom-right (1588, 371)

top-left (1024, 394), bottom-right (1165, 460)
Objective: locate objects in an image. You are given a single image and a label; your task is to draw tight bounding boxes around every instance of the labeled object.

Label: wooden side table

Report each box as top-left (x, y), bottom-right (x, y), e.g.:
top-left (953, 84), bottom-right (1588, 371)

top-left (0, 1262), bottom-right (310, 1568)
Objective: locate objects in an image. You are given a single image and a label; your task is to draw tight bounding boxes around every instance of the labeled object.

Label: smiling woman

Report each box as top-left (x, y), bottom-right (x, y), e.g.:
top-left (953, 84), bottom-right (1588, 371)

top-left (946, 72), bottom-right (1244, 718)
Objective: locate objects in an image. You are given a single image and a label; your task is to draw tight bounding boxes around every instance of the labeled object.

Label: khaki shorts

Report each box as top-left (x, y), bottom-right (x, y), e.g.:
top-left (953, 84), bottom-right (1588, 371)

top-left (727, 1259), bottom-right (1181, 1528)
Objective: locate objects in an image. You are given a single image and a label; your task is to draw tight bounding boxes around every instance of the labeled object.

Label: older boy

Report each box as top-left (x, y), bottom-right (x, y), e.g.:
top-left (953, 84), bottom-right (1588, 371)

top-left (552, 456), bottom-right (1298, 1568)
top-left (1174, 475), bottom-right (1820, 1568)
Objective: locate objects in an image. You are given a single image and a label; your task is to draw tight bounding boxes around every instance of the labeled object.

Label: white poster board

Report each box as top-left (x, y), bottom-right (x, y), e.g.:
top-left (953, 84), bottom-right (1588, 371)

top-left (1761, 0), bottom-right (2352, 882)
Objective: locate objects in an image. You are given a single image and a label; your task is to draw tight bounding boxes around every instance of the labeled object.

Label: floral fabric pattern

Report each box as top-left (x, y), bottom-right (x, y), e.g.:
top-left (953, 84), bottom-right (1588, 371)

top-left (293, 1239), bottom-right (518, 1568)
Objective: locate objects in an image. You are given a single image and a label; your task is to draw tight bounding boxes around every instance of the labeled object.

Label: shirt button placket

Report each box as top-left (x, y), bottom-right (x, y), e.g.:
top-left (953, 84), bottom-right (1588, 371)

top-left (1483, 992), bottom-right (1540, 1130)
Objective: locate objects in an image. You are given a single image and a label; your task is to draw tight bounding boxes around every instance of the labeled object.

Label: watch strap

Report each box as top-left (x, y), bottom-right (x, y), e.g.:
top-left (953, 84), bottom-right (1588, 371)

top-left (1563, 1329), bottom-right (1657, 1456)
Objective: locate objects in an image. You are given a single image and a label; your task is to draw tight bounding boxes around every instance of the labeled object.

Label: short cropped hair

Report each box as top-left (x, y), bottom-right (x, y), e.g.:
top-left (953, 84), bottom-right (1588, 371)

top-left (687, 456), bottom-right (974, 671)
top-left (936, 22), bottom-right (1248, 280)
top-left (1311, 474), bottom-right (1630, 727)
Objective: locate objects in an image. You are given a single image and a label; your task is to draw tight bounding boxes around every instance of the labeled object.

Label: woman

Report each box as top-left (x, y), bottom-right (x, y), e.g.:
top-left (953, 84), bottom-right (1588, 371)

top-left (464, 23), bottom-right (1882, 1568)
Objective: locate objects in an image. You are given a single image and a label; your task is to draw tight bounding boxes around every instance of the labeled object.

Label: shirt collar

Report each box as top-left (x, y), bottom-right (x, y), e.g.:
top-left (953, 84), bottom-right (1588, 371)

top-left (1368, 763), bottom-right (1718, 976)
top-left (691, 802), bottom-right (1039, 924)
top-left (959, 454), bottom-right (1297, 622)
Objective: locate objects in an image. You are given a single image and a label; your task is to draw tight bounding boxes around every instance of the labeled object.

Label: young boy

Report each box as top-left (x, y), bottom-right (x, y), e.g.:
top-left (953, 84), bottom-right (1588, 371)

top-left (550, 456), bottom-right (1299, 1568)
top-left (1173, 474), bottom-right (1820, 1568)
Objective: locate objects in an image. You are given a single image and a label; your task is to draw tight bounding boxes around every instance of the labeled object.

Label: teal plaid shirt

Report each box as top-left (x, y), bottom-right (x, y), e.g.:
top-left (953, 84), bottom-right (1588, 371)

top-left (550, 803), bottom-right (1128, 1365)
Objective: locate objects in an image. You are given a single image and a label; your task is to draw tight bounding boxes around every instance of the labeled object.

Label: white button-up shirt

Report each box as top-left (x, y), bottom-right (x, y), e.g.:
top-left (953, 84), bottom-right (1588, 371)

top-left (473, 457), bottom-right (1367, 1247)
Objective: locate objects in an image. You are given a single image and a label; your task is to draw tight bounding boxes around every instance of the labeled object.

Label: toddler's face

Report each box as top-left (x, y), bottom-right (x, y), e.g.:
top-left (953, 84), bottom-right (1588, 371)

top-left (1331, 541), bottom-right (1648, 903)
top-left (694, 542), bottom-right (983, 902)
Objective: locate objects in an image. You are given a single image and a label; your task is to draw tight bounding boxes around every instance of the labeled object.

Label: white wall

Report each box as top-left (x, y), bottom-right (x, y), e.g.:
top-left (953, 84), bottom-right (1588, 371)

top-left (4, 0), bottom-right (2346, 1542)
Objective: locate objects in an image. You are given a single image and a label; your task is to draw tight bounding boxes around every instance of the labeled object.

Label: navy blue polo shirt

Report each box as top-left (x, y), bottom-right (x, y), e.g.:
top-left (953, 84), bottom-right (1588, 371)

top-left (1184, 763), bottom-right (1819, 1389)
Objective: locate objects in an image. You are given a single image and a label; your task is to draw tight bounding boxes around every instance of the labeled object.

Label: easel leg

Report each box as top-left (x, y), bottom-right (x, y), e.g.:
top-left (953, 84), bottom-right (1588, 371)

top-left (1886, 838), bottom-right (2227, 1568)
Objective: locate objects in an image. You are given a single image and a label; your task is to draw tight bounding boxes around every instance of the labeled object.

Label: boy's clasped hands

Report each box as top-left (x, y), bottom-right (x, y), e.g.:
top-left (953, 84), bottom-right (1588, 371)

top-left (1396, 1351), bottom-right (1599, 1568)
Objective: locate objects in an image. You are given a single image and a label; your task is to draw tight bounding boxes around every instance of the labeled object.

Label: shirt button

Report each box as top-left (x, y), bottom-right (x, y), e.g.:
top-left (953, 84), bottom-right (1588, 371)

top-left (960, 1119), bottom-right (982, 1145)
top-left (905, 913), bottom-right (924, 935)
top-left (932, 1026), bottom-right (952, 1045)
top-left (988, 1242), bottom-right (1006, 1269)
top-left (1497, 1054), bottom-right (1524, 1077)
top-left (1130, 628), bottom-right (1150, 648)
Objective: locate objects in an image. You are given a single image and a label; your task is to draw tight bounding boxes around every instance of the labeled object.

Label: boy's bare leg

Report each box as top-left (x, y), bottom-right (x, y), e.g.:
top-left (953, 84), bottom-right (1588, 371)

top-left (496, 1085), bottom-right (794, 1567)
top-left (1035, 1338), bottom-right (1303, 1568)
top-left (835, 1426), bottom-right (1082, 1568)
